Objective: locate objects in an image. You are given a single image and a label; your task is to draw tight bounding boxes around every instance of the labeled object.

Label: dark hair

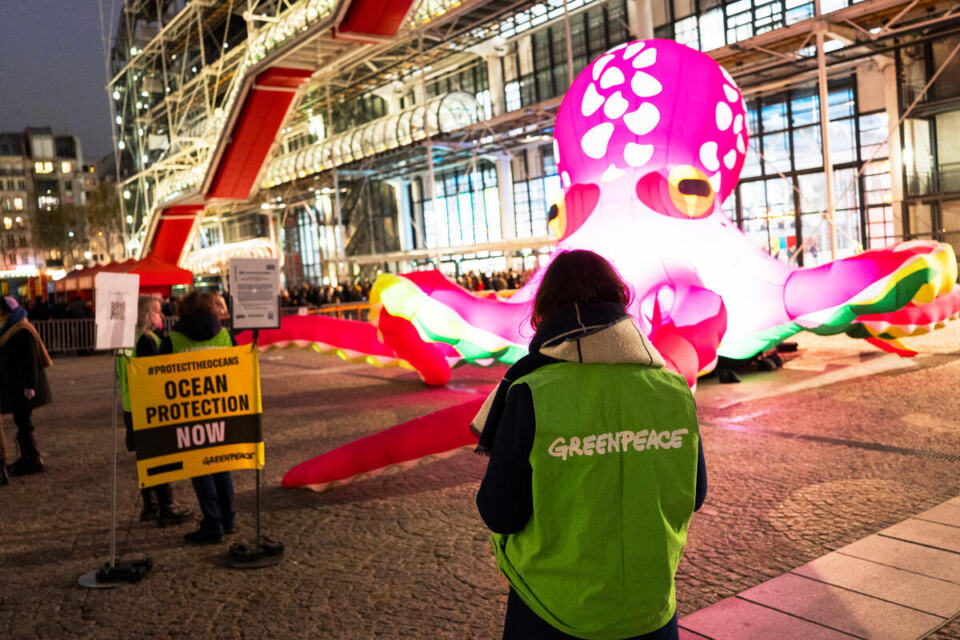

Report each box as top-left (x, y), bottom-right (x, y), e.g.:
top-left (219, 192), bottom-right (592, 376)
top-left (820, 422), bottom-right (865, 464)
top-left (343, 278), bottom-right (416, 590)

top-left (531, 250), bottom-right (631, 329)
top-left (0, 297), bottom-right (14, 313)
top-left (175, 290), bottom-right (219, 318)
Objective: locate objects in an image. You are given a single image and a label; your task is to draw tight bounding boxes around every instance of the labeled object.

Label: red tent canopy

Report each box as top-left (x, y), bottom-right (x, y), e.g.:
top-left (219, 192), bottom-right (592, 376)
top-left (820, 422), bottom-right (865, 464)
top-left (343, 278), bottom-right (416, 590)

top-left (128, 254), bottom-right (193, 287)
top-left (105, 254), bottom-right (193, 296)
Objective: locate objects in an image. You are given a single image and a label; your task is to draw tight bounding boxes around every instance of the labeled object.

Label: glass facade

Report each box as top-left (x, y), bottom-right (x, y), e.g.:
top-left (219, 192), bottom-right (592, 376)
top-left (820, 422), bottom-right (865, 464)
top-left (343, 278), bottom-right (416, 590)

top-left (283, 198), bottom-right (339, 285)
top-left (653, 0), bottom-right (870, 52)
top-left (512, 144), bottom-right (562, 239)
top-left (410, 160), bottom-right (503, 249)
top-left (501, 0), bottom-right (630, 110)
top-left (729, 79), bottom-right (893, 266)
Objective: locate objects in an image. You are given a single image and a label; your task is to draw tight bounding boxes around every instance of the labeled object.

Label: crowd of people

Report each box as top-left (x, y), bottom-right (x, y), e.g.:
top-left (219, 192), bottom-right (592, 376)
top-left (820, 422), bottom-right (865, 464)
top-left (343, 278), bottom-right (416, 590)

top-left (280, 280), bottom-right (374, 308)
top-left (278, 269), bottom-right (538, 310)
top-left (18, 295), bottom-right (94, 321)
top-left (454, 269), bottom-right (537, 293)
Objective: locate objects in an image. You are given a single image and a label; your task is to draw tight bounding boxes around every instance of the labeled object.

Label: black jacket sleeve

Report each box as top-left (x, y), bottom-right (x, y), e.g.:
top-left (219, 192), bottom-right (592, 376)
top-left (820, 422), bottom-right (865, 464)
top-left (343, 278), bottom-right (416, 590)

top-left (135, 333), bottom-right (160, 357)
top-left (694, 437), bottom-right (707, 511)
top-left (158, 336), bottom-right (173, 355)
top-left (476, 383), bottom-right (536, 534)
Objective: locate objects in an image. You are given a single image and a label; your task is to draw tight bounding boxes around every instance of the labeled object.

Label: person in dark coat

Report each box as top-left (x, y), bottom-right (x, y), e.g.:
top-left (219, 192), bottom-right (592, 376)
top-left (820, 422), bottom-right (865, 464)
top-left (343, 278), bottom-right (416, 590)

top-left (0, 414), bottom-right (8, 485)
top-left (159, 291), bottom-right (238, 545)
top-left (0, 296), bottom-right (53, 476)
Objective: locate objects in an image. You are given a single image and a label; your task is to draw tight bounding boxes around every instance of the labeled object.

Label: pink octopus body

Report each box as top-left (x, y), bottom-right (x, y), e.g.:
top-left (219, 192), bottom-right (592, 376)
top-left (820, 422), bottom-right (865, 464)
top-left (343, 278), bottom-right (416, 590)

top-left (553, 39), bottom-right (791, 364)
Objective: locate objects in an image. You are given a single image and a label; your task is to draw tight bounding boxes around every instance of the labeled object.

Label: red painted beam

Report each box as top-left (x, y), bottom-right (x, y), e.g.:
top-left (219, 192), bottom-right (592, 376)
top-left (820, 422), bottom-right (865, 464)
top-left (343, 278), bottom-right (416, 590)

top-left (206, 67), bottom-right (312, 201)
top-left (338, 0), bottom-right (416, 37)
top-left (149, 205), bottom-right (203, 265)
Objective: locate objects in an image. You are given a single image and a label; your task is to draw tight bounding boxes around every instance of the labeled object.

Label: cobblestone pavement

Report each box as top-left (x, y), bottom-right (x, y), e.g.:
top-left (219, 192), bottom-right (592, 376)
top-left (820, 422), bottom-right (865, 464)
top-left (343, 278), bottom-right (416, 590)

top-left (1, 324), bottom-right (959, 639)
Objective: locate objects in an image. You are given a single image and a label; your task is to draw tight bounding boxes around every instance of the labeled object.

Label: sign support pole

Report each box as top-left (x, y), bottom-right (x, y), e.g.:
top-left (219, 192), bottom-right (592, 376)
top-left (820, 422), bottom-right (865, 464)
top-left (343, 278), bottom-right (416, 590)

top-left (110, 348), bottom-right (118, 568)
top-left (79, 349), bottom-right (153, 588)
top-left (254, 329), bottom-right (262, 553)
top-left (225, 312), bottom-right (283, 568)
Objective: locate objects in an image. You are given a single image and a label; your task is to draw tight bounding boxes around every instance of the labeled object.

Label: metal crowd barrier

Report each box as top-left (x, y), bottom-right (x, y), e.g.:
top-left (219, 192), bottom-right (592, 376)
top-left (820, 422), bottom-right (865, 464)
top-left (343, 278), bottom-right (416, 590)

top-left (32, 318), bottom-right (98, 354)
top-left (31, 308), bottom-right (374, 354)
top-left (282, 302), bottom-right (372, 322)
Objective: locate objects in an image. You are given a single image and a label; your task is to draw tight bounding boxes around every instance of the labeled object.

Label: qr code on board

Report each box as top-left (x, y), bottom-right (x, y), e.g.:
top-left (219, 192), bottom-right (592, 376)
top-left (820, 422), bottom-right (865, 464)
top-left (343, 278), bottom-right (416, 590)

top-left (110, 300), bottom-right (125, 320)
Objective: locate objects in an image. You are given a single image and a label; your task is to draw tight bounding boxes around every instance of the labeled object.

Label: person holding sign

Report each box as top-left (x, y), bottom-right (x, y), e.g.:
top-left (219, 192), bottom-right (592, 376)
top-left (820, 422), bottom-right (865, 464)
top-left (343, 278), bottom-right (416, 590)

top-left (119, 296), bottom-right (191, 526)
top-left (159, 291), bottom-right (238, 545)
top-left (0, 296), bottom-right (52, 477)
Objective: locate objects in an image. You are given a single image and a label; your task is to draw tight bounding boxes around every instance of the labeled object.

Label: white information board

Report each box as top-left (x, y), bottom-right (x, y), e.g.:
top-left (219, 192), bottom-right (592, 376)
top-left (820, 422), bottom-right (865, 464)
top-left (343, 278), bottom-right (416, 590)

top-left (229, 257), bottom-right (281, 330)
top-left (94, 272), bottom-right (140, 350)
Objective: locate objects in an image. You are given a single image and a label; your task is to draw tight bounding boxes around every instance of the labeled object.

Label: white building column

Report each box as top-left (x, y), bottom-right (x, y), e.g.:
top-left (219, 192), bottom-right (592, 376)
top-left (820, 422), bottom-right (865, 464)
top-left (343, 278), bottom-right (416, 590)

top-left (627, 0), bottom-right (654, 40)
top-left (496, 153), bottom-right (516, 240)
top-left (387, 178), bottom-right (414, 251)
top-left (883, 62), bottom-right (904, 224)
top-left (486, 54), bottom-right (506, 117)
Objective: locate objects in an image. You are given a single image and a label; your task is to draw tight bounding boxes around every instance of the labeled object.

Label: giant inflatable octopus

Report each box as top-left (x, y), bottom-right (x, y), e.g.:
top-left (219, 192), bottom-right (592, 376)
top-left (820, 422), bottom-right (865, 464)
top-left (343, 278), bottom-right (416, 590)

top-left (239, 40), bottom-right (960, 490)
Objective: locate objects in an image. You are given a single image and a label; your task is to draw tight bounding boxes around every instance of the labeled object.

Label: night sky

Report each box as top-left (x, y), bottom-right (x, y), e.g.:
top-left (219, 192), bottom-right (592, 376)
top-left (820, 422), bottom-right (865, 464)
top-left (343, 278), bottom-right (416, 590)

top-left (0, 1), bottom-right (122, 164)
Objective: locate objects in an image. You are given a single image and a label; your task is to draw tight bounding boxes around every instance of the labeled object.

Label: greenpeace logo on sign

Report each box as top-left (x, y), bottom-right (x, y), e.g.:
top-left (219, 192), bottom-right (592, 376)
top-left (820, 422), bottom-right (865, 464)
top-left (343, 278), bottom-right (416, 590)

top-left (547, 428), bottom-right (688, 461)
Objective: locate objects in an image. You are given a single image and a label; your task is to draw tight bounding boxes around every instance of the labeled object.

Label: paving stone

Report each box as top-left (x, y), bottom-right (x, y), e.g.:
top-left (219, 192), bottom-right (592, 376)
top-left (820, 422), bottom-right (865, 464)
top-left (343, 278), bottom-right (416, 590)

top-left (915, 502), bottom-right (960, 528)
top-left (740, 573), bottom-right (944, 640)
top-left (792, 552), bottom-right (960, 617)
top-left (680, 596), bottom-right (858, 640)
top-left (836, 534), bottom-right (960, 585)
top-left (880, 519), bottom-right (960, 554)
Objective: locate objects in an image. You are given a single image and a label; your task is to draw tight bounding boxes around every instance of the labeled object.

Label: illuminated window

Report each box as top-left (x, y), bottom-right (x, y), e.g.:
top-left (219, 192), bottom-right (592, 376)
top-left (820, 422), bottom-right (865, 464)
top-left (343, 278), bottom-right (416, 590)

top-left (2, 217), bottom-right (11, 230)
top-left (34, 161), bottom-right (53, 174)
top-left (61, 162), bottom-right (72, 174)
top-left (13, 198), bottom-right (22, 211)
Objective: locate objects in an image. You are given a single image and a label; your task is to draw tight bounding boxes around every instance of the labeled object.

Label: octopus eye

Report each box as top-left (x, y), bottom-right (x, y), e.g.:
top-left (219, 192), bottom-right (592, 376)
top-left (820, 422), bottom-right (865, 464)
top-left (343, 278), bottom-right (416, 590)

top-left (678, 179), bottom-right (711, 197)
top-left (550, 183), bottom-right (600, 240)
top-left (547, 203), bottom-right (565, 239)
top-left (636, 166), bottom-right (716, 219)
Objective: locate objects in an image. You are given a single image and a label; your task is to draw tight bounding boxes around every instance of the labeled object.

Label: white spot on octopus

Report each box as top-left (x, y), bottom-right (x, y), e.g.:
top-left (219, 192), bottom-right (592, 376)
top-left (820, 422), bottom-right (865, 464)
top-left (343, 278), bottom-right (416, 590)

top-left (723, 148), bottom-right (737, 169)
top-left (632, 48), bottom-right (656, 69)
top-left (699, 141), bottom-right (720, 172)
top-left (601, 164), bottom-right (626, 182)
top-left (599, 67), bottom-right (626, 90)
top-left (603, 91), bottom-right (629, 119)
top-left (581, 83), bottom-right (604, 117)
top-left (593, 54), bottom-right (615, 81)
top-left (623, 143), bottom-right (654, 168)
top-left (631, 71), bottom-right (662, 98)
top-left (716, 102), bottom-right (733, 131)
top-left (581, 122), bottom-right (615, 159)
top-left (623, 102), bottom-right (660, 136)
top-left (623, 42), bottom-right (645, 60)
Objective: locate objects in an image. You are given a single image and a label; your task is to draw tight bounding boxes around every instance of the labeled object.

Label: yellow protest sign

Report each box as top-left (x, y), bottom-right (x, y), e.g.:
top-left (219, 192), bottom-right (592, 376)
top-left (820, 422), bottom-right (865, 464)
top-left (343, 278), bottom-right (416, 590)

top-left (127, 343), bottom-right (263, 488)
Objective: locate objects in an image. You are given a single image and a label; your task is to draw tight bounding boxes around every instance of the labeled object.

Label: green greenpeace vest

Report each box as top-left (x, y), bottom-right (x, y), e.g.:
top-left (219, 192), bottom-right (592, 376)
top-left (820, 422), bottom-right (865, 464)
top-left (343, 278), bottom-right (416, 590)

top-left (492, 362), bottom-right (699, 640)
top-left (117, 331), bottom-right (161, 412)
top-left (169, 327), bottom-right (233, 353)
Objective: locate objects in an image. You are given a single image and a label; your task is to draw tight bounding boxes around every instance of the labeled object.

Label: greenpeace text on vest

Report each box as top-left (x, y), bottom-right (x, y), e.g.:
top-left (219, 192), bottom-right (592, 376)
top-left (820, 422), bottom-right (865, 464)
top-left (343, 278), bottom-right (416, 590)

top-left (547, 428), bottom-right (689, 461)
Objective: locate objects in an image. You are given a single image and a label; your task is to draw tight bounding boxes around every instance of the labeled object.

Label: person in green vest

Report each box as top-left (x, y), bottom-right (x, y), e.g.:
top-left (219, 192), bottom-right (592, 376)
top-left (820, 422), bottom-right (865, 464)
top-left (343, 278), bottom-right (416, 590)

top-left (475, 250), bottom-right (707, 640)
top-left (159, 290), bottom-right (238, 545)
top-left (118, 295), bottom-right (191, 527)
